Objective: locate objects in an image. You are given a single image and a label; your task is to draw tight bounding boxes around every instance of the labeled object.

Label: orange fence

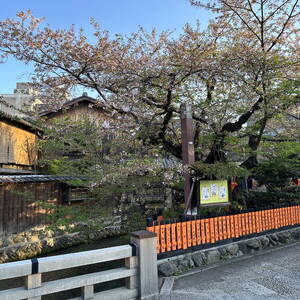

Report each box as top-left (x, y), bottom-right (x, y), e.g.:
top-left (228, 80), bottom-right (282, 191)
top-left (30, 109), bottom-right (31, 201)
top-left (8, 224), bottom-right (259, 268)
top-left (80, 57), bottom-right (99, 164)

top-left (146, 204), bottom-right (300, 254)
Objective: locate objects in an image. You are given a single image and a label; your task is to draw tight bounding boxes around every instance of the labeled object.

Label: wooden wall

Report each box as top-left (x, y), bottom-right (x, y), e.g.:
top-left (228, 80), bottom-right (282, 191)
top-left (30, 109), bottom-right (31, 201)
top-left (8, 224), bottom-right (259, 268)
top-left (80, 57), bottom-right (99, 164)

top-left (0, 182), bottom-right (63, 235)
top-left (0, 120), bottom-right (37, 167)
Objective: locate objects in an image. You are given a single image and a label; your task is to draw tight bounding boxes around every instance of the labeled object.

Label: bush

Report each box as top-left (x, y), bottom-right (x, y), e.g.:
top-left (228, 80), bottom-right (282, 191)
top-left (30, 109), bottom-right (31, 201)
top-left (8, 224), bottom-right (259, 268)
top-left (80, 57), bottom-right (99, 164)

top-left (253, 158), bottom-right (300, 190)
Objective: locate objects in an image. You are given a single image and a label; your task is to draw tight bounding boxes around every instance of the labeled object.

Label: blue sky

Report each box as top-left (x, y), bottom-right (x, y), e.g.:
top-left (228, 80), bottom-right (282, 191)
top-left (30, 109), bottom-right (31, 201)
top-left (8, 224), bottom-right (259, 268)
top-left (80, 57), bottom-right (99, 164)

top-left (0, 0), bottom-right (212, 94)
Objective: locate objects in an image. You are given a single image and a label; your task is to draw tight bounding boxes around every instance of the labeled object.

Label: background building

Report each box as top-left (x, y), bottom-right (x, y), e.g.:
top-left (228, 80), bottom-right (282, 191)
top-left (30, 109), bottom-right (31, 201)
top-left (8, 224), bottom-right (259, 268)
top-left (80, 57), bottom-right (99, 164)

top-left (40, 92), bottom-right (113, 127)
top-left (0, 82), bottom-right (41, 117)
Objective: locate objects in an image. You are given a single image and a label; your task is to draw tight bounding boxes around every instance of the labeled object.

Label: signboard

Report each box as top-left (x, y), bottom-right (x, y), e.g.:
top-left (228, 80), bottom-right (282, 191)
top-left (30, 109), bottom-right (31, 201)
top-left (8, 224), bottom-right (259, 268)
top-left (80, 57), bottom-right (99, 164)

top-left (200, 180), bottom-right (229, 206)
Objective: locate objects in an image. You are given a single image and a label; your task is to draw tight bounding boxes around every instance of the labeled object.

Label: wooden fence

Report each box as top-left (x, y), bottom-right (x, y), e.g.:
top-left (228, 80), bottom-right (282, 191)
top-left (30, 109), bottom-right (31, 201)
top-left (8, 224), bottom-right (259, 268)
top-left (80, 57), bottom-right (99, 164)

top-left (0, 230), bottom-right (158, 300)
top-left (146, 204), bottom-right (300, 254)
top-left (0, 182), bottom-right (63, 235)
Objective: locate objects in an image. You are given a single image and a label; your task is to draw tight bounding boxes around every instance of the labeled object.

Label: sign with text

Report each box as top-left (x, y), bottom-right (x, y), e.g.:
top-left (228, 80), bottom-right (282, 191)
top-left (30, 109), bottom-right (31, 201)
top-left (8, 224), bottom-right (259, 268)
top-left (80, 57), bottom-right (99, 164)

top-left (200, 180), bottom-right (229, 206)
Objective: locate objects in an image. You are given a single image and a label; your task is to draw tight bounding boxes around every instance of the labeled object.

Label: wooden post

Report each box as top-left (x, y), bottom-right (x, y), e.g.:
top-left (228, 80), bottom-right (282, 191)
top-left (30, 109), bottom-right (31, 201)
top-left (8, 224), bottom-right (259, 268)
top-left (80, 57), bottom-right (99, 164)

top-left (25, 273), bottom-right (41, 300)
top-left (180, 103), bottom-right (195, 214)
top-left (131, 230), bottom-right (158, 300)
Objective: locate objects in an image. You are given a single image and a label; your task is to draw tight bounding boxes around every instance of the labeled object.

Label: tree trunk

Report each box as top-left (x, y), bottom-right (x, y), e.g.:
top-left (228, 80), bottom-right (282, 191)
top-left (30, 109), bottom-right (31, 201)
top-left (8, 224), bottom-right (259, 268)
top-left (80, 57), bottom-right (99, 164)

top-left (205, 133), bottom-right (227, 163)
top-left (241, 116), bottom-right (268, 169)
top-left (241, 134), bottom-right (260, 169)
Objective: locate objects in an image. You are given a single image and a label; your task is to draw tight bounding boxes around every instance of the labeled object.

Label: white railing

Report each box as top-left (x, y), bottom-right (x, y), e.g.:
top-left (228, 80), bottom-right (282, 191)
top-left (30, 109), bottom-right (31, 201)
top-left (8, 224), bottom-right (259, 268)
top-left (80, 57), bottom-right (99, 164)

top-left (0, 230), bottom-right (158, 300)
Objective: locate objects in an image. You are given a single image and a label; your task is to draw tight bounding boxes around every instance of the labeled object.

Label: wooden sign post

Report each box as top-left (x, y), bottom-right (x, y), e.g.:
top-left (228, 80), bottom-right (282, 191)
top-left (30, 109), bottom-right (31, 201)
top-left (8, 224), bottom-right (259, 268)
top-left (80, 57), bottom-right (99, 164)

top-left (180, 103), bottom-right (195, 214)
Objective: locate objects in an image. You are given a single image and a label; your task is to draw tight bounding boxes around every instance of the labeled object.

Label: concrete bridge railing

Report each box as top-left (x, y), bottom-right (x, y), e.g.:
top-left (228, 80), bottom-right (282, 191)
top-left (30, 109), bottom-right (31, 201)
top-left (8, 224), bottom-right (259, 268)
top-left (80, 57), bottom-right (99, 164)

top-left (0, 230), bottom-right (158, 300)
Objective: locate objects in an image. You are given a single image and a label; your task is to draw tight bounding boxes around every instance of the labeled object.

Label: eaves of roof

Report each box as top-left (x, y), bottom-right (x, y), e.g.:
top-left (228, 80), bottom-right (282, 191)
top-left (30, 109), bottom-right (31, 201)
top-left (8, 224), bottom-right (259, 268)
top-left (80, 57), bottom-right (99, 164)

top-left (0, 175), bottom-right (87, 183)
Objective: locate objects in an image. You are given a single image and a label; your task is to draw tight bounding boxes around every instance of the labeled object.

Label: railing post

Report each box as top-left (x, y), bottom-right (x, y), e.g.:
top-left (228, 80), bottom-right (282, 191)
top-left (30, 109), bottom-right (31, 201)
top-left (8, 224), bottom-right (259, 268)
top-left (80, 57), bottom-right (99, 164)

top-left (26, 258), bottom-right (41, 300)
top-left (125, 256), bottom-right (138, 289)
top-left (25, 273), bottom-right (41, 300)
top-left (131, 230), bottom-right (158, 300)
top-left (82, 285), bottom-right (94, 299)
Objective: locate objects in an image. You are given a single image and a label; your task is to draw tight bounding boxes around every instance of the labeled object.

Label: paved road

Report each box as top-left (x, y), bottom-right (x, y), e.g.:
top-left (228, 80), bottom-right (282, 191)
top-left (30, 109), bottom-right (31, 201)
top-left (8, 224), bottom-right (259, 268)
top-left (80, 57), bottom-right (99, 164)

top-left (161, 241), bottom-right (300, 299)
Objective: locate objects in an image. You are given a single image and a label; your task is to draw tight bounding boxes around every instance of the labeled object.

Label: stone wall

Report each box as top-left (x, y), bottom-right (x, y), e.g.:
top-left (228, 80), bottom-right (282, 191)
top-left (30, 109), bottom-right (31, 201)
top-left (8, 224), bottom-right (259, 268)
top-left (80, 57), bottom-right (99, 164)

top-left (0, 215), bottom-right (122, 263)
top-left (158, 227), bottom-right (300, 277)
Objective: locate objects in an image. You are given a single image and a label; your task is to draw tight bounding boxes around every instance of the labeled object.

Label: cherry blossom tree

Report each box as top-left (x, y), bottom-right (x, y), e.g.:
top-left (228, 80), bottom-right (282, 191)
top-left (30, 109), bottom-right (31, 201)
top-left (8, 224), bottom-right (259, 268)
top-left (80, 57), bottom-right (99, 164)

top-left (190, 0), bottom-right (300, 167)
top-left (0, 5), bottom-right (299, 169)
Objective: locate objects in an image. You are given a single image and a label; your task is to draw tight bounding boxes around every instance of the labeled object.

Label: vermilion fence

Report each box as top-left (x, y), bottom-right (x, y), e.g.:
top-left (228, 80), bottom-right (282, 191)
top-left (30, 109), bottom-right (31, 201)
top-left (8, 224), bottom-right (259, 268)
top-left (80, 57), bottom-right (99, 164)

top-left (146, 204), bottom-right (300, 254)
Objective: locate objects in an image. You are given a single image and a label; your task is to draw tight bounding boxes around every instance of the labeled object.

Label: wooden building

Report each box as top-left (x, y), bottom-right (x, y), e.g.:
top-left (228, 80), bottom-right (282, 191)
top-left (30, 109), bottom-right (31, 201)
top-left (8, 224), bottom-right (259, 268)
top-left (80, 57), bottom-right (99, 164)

top-left (0, 95), bottom-right (107, 235)
top-left (40, 92), bottom-right (112, 127)
top-left (0, 112), bottom-right (39, 174)
top-left (0, 175), bottom-right (88, 235)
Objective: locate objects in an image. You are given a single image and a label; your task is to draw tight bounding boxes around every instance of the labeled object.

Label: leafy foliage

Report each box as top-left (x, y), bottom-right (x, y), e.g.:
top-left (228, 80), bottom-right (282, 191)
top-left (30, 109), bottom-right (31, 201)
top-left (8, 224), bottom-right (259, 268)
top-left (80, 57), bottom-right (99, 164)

top-left (190, 161), bottom-right (249, 180)
top-left (38, 117), bottom-right (167, 186)
top-left (247, 188), bottom-right (300, 209)
top-left (36, 116), bottom-right (175, 222)
top-left (253, 159), bottom-right (300, 190)
top-left (252, 142), bottom-right (300, 190)
top-left (247, 142), bottom-right (300, 208)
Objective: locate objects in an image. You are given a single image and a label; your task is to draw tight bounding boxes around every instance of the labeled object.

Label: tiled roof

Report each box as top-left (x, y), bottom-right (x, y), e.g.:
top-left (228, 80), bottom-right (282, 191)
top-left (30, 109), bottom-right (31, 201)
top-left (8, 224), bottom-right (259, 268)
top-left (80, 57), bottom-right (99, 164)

top-left (0, 110), bottom-right (40, 133)
top-left (39, 94), bottom-right (106, 117)
top-left (161, 157), bottom-right (180, 169)
top-left (0, 175), bottom-right (85, 183)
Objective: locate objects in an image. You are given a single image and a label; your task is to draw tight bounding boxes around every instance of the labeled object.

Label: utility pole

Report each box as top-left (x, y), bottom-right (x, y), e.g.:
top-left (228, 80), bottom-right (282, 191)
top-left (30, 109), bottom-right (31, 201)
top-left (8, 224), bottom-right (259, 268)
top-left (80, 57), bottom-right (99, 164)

top-left (180, 103), bottom-right (195, 214)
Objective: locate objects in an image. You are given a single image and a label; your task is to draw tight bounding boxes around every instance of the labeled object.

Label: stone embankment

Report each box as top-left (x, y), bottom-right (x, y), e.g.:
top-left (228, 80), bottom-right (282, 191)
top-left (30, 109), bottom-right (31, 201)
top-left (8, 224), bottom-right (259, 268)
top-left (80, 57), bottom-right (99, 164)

top-left (158, 227), bottom-right (300, 277)
top-left (0, 216), bottom-right (122, 263)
